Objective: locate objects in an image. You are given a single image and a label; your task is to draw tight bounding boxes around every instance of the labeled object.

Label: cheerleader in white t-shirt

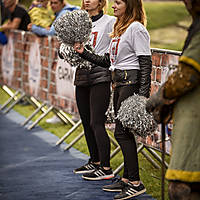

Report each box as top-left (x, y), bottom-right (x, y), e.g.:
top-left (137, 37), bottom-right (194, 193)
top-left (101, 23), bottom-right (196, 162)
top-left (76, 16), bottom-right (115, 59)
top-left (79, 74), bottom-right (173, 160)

top-left (73, 0), bottom-right (116, 181)
top-left (74, 0), bottom-right (152, 199)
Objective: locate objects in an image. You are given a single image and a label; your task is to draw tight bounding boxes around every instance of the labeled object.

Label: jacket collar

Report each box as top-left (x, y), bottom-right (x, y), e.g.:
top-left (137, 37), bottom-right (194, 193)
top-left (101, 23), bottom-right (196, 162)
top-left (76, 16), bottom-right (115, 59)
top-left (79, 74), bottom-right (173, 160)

top-left (91, 11), bottom-right (103, 22)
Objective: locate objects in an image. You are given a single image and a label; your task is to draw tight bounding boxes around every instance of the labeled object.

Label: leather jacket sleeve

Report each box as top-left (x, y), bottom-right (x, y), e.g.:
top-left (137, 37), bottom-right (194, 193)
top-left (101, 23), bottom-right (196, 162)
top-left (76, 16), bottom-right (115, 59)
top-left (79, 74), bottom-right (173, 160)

top-left (79, 48), bottom-right (111, 68)
top-left (138, 55), bottom-right (152, 98)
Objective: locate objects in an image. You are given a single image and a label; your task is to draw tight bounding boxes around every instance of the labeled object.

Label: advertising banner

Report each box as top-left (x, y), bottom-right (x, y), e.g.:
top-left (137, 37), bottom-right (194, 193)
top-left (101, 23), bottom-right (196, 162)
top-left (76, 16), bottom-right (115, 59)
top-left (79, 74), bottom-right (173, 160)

top-left (1, 36), bottom-right (14, 86)
top-left (28, 41), bottom-right (41, 97)
top-left (55, 58), bottom-right (75, 100)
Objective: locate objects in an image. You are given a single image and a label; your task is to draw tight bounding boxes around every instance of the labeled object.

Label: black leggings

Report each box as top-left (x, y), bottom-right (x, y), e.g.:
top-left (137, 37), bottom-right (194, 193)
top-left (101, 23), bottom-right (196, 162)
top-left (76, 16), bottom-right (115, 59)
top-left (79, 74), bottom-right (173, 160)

top-left (76, 82), bottom-right (111, 167)
top-left (113, 84), bottom-right (140, 181)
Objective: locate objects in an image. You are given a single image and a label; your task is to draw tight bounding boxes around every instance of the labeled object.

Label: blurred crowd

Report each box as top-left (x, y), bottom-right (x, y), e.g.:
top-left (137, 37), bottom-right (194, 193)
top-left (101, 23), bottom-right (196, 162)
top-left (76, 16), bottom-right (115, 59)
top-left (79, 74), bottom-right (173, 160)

top-left (0, 0), bottom-right (79, 45)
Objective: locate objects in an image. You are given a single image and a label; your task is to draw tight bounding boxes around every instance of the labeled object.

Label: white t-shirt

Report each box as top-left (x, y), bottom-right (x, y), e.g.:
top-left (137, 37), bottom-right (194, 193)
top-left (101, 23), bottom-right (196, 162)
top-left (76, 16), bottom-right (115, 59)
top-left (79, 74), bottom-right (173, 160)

top-left (90, 14), bottom-right (116, 55)
top-left (109, 21), bottom-right (151, 71)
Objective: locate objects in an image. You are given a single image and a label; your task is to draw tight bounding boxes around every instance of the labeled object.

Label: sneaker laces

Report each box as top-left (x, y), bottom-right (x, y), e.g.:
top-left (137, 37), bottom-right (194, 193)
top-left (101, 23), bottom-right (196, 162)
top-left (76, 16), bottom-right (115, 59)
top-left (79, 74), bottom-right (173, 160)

top-left (121, 183), bottom-right (131, 193)
top-left (82, 159), bottom-right (99, 170)
top-left (85, 163), bottom-right (94, 169)
top-left (93, 166), bottom-right (113, 175)
top-left (111, 177), bottom-right (128, 187)
top-left (94, 165), bottom-right (106, 172)
top-left (111, 177), bottom-right (121, 183)
top-left (87, 159), bottom-right (100, 167)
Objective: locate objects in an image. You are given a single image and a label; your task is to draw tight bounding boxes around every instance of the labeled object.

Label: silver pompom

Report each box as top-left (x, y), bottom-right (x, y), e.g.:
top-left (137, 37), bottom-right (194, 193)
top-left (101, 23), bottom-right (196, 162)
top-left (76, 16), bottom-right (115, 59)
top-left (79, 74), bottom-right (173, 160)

top-left (116, 94), bottom-right (158, 138)
top-left (59, 42), bottom-right (94, 69)
top-left (54, 10), bottom-right (94, 69)
top-left (54, 10), bottom-right (92, 45)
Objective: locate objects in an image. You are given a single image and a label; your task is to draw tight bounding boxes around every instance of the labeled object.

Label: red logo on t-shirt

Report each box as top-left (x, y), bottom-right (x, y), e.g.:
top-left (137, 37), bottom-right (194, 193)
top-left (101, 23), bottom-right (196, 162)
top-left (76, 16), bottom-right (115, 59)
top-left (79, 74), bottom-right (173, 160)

top-left (90, 32), bottom-right (98, 47)
top-left (110, 38), bottom-right (120, 64)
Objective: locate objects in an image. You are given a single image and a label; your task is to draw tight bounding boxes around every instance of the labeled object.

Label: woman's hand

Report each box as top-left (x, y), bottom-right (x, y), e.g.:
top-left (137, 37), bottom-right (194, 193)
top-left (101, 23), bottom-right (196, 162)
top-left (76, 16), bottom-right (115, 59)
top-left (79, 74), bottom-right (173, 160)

top-left (73, 42), bottom-right (84, 54)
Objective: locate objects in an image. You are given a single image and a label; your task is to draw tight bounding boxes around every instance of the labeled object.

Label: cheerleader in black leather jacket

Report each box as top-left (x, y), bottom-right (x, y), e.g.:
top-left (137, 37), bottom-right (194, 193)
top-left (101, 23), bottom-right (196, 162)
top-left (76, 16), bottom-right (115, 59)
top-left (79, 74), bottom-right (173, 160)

top-left (72, 0), bottom-right (116, 181)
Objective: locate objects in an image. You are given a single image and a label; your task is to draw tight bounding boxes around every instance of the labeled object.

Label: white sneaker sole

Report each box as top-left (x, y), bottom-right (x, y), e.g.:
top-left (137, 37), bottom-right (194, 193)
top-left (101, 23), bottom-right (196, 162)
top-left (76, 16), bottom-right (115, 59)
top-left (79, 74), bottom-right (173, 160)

top-left (82, 174), bottom-right (115, 181)
top-left (103, 188), bottom-right (122, 192)
top-left (114, 188), bottom-right (146, 200)
top-left (73, 169), bottom-right (95, 174)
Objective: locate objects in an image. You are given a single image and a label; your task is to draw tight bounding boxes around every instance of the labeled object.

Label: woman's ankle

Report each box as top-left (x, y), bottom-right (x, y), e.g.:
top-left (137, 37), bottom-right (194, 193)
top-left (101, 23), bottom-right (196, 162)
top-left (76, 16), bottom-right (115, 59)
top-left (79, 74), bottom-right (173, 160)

top-left (121, 178), bottom-right (129, 183)
top-left (102, 166), bottom-right (110, 170)
top-left (129, 180), bottom-right (140, 186)
top-left (92, 161), bottom-right (100, 165)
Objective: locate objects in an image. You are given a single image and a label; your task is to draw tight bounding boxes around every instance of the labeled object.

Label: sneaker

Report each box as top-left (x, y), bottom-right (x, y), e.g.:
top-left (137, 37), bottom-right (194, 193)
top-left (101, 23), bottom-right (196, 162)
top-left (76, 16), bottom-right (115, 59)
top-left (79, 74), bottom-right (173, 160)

top-left (73, 161), bottom-right (99, 174)
top-left (103, 178), bottom-right (128, 192)
top-left (82, 166), bottom-right (115, 181)
top-left (46, 115), bottom-right (61, 124)
top-left (114, 182), bottom-right (146, 200)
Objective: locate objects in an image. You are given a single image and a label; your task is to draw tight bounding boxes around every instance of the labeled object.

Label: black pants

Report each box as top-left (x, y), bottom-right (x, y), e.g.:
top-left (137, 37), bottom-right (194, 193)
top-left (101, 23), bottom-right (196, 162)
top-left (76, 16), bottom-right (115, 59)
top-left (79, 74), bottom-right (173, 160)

top-left (113, 84), bottom-right (140, 181)
top-left (76, 82), bottom-right (111, 167)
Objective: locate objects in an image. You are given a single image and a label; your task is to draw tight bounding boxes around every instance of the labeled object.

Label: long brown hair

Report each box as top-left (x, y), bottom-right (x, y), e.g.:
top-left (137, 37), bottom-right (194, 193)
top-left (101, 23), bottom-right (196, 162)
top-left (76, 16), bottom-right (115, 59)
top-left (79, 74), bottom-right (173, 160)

top-left (81, 0), bottom-right (108, 13)
top-left (110, 0), bottom-right (147, 38)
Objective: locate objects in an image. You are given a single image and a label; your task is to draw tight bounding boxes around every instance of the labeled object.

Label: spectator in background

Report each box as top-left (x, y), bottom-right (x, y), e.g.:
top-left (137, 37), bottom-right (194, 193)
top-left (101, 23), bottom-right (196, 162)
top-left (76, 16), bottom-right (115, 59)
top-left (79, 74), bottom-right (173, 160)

top-left (32, 0), bottom-right (79, 124)
top-left (0, 0), bottom-right (30, 31)
top-left (0, 0), bottom-right (30, 104)
top-left (28, 0), bottom-right (55, 29)
top-left (27, 0), bottom-right (79, 36)
top-left (28, 0), bottom-right (42, 10)
top-left (0, 0), bottom-right (10, 44)
top-left (0, 0), bottom-right (11, 25)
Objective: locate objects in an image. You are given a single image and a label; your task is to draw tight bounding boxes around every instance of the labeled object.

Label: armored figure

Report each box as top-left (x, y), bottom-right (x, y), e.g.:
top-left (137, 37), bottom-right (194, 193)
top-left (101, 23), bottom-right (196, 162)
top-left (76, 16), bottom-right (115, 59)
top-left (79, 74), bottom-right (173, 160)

top-left (146, 0), bottom-right (200, 199)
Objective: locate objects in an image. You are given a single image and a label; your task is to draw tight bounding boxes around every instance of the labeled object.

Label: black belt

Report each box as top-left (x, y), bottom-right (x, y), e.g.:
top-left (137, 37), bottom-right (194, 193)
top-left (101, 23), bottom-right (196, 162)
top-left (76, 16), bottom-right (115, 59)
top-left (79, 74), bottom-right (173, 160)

top-left (112, 69), bottom-right (140, 87)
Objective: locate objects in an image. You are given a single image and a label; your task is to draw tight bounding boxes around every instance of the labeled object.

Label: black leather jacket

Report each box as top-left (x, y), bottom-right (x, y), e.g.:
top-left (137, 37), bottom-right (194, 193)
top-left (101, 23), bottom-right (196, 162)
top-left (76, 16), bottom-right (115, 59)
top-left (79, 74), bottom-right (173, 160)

top-left (74, 66), bottom-right (111, 86)
top-left (74, 11), bottom-right (111, 87)
top-left (79, 49), bottom-right (152, 98)
top-left (57, 47), bottom-right (111, 87)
